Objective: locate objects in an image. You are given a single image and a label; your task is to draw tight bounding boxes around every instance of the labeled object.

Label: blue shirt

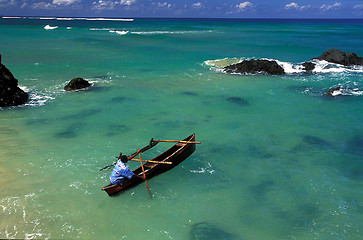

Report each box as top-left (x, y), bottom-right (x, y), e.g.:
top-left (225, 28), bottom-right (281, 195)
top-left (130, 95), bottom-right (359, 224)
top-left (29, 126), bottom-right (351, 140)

top-left (109, 160), bottom-right (134, 184)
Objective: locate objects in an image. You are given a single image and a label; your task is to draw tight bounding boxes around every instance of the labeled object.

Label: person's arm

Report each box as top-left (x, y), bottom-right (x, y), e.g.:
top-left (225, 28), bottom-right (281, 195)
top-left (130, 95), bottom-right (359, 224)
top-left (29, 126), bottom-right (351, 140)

top-left (127, 149), bottom-right (140, 160)
top-left (123, 166), bottom-right (145, 180)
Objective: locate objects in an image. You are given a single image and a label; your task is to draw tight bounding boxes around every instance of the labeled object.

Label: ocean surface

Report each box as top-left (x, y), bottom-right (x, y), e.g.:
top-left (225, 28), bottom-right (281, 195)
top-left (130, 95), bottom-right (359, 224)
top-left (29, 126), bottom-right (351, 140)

top-left (0, 17), bottom-right (362, 240)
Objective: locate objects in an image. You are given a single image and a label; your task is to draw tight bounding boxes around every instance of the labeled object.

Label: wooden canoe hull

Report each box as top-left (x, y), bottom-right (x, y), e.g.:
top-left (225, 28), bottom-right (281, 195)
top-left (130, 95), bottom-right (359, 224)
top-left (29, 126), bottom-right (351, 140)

top-left (102, 133), bottom-right (196, 196)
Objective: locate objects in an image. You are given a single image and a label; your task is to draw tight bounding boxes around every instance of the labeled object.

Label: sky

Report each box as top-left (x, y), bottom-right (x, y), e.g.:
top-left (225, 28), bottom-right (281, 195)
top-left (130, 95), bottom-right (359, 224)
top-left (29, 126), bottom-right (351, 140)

top-left (0, 0), bottom-right (362, 18)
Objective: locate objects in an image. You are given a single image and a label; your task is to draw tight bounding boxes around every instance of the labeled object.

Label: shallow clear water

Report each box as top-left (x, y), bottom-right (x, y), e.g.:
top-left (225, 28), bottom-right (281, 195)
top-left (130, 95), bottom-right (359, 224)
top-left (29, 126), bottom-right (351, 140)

top-left (0, 18), bottom-right (363, 239)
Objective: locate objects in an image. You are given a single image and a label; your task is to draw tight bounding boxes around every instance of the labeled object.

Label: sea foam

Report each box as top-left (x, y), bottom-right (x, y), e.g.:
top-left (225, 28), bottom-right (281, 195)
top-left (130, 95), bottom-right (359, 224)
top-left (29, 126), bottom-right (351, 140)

top-left (204, 57), bottom-right (242, 72)
top-left (204, 57), bottom-right (363, 75)
top-left (84, 18), bottom-right (134, 21)
top-left (330, 88), bottom-right (363, 96)
top-left (90, 28), bottom-right (113, 31)
top-left (327, 82), bottom-right (363, 96)
top-left (89, 28), bottom-right (212, 36)
top-left (2, 16), bottom-right (22, 19)
top-left (57, 17), bottom-right (134, 21)
top-left (130, 30), bottom-right (213, 35)
top-left (109, 30), bottom-right (129, 35)
top-left (19, 86), bottom-right (55, 107)
top-left (89, 28), bottom-right (129, 35)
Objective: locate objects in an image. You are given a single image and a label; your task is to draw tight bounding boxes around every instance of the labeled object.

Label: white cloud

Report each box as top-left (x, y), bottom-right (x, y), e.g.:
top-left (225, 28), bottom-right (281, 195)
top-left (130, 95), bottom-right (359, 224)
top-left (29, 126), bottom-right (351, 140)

top-left (192, 2), bottom-right (202, 8)
top-left (92, 0), bottom-right (117, 10)
top-left (92, 0), bottom-right (136, 10)
top-left (30, 1), bottom-right (56, 9)
top-left (29, 0), bottom-right (80, 9)
top-left (0, 0), bottom-right (16, 7)
top-left (52, 0), bottom-right (79, 6)
top-left (236, 1), bottom-right (252, 11)
top-left (284, 2), bottom-right (310, 10)
top-left (285, 2), bottom-right (298, 9)
top-left (225, 1), bottom-right (253, 14)
top-left (120, 0), bottom-right (135, 6)
top-left (321, 2), bottom-right (341, 11)
top-left (153, 2), bottom-right (171, 9)
top-left (353, 4), bottom-right (362, 10)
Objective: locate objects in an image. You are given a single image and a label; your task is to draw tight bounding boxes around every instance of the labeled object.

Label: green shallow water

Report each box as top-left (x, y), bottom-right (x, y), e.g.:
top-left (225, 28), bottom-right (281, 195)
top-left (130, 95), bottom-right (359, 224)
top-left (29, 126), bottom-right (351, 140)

top-left (0, 18), bottom-right (363, 239)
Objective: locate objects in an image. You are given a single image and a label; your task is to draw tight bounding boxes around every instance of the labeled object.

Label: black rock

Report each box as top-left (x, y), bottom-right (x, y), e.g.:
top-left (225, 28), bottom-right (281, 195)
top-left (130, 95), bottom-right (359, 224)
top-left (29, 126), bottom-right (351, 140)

top-left (224, 59), bottom-right (285, 75)
top-left (0, 56), bottom-right (29, 107)
top-left (64, 77), bottom-right (91, 91)
top-left (302, 62), bottom-right (315, 71)
top-left (312, 48), bottom-right (363, 66)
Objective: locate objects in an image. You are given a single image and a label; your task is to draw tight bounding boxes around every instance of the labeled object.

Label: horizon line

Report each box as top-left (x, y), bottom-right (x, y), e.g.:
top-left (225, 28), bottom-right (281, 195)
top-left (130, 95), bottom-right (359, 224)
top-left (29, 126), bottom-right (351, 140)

top-left (1, 15), bottom-right (363, 20)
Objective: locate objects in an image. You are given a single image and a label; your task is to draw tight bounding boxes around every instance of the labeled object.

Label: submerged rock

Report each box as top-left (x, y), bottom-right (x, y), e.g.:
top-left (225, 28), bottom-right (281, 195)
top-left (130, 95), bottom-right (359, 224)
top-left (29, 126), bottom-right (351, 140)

top-left (302, 135), bottom-right (331, 147)
top-left (224, 59), bottom-right (285, 75)
top-left (312, 48), bottom-right (363, 66)
top-left (226, 96), bottom-right (249, 106)
top-left (64, 77), bottom-right (91, 91)
top-left (325, 86), bottom-right (342, 96)
top-left (324, 86), bottom-right (360, 97)
top-left (190, 222), bottom-right (236, 240)
top-left (249, 180), bottom-right (274, 201)
top-left (0, 55), bottom-right (29, 107)
top-left (346, 135), bottom-right (363, 155)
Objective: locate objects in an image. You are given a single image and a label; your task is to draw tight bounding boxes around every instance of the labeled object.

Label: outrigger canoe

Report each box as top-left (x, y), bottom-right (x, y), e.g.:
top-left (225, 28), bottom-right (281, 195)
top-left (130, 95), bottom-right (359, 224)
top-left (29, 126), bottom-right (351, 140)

top-left (102, 133), bottom-right (197, 196)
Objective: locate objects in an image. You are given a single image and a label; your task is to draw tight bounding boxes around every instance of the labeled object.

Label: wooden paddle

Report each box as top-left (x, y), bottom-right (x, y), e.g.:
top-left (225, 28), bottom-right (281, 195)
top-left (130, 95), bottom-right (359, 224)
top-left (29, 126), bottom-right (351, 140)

top-left (153, 140), bottom-right (201, 144)
top-left (99, 152), bottom-right (123, 171)
top-left (137, 150), bottom-right (152, 199)
top-left (130, 158), bottom-right (172, 164)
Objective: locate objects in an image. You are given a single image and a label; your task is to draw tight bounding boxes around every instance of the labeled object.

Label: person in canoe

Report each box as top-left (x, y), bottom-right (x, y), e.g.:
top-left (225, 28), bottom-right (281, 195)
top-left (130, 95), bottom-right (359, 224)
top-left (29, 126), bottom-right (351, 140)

top-left (109, 152), bottom-right (144, 185)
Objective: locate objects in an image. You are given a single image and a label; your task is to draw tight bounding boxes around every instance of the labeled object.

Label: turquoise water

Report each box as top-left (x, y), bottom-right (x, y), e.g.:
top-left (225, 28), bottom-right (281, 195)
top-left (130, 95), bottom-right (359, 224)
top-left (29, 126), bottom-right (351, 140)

top-left (1, 18), bottom-right (363, 239)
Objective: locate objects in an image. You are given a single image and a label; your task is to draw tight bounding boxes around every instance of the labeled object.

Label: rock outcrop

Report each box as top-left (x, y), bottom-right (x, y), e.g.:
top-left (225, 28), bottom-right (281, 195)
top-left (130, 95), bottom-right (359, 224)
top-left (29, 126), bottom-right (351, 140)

top-left (224, 59), bottom-right (285, 75)
top-left (0, 55), bottom-right (29, 107)
top-left (302, 62), bottom-right (315, 71)
top-left (312, 48), bottom-right (363, 66)
top-left (64, 77), bottom-right (91, 91)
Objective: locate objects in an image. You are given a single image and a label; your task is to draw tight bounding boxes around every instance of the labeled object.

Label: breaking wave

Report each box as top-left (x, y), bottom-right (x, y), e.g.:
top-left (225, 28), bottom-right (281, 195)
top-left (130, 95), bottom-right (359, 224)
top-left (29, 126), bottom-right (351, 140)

top-left (325, 82), bottom-right (363, 96)
top-left (203, 57), bottom-right (242, 72)
top-left (90, 28), bottom-right (113, 31)
top-left (89, 28), bottom-right (214, 36)
top-left (109, 30), bottom-right (129, 35)
top-left (44, 25), bottom-right (58, 30)
top-left (82, 18), bottom-right (134, 21)
top-left (90, 28), bottom-right (129, 35)
top-left (276, 59), bottom-right (363, 74)
top-left (204, 57), bottom-right (363, 74)
top-left (19, 86), bottom-right (55, 107)
top-left (130, 30), bottom-right (214, 35)
top-left (1, 16), bottom-right (22, 19)
top-left (10, 75), bottom-right (113, 109)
